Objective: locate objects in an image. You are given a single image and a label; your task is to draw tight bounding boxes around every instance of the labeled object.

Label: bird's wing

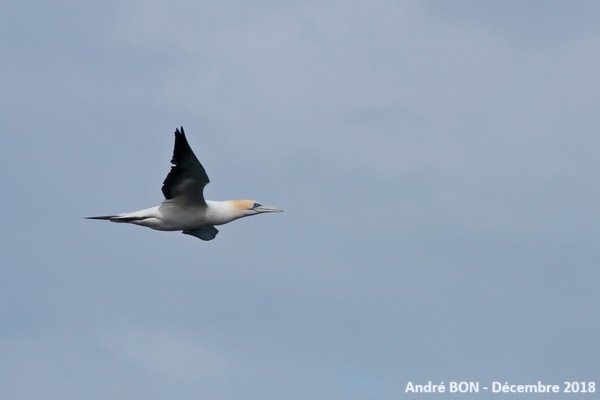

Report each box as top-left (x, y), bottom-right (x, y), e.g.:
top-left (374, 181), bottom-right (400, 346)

top-left (183, 225), bottom-right (219, 241)
top-left (161, 127), bottom-right (210, 205)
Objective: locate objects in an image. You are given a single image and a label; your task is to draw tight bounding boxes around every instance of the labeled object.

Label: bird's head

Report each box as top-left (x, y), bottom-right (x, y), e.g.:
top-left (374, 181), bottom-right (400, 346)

top-left (231, 200), bottom-right (283, 217)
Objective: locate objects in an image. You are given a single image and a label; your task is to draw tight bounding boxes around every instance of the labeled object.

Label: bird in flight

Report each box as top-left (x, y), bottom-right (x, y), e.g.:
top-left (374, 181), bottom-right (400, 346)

top-left (87, 127), bottom-right (282, 240)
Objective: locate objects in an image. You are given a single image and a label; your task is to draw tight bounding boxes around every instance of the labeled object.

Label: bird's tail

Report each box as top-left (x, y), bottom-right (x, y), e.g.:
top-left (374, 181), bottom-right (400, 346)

top-left (85, 215), bottom-right (144, 223)
top-left (86, 215), bottom-right (116, 221)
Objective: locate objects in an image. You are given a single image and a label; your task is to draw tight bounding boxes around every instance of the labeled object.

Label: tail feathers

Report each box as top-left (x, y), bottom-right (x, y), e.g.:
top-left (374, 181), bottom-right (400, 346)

top-left (86, 215), bottom-right (117, 221)
top-left (86, 215), bottom-right (145, 223)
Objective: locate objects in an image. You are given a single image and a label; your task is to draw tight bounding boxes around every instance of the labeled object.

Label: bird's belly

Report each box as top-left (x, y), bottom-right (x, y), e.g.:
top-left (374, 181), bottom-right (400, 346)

top-left (156, 201), bottom-right (241, 230)
top-left (158, 205), bottom-right (210, 230)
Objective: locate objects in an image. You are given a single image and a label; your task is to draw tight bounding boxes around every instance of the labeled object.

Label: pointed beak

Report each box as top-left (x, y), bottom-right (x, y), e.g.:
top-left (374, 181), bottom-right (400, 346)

top-left (255, 204), bottom-right (283, 213)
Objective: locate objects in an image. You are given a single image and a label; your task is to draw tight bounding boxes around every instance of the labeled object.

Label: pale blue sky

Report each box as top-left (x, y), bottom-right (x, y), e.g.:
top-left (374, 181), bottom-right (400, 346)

top-left (1, 1), bottom-right (599, 399)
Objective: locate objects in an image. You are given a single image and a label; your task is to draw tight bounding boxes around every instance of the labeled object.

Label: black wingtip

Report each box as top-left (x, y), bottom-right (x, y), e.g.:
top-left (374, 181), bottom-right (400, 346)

top-left (175, 126), bottom-right (185, 136)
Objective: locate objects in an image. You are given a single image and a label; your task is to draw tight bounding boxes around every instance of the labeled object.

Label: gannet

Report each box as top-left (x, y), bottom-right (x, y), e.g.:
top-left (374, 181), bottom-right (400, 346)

top-left (87, 127), bottom-right (282, 241)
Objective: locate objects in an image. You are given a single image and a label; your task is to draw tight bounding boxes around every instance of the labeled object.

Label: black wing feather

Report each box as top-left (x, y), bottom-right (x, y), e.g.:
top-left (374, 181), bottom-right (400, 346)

top-left (161, 127), bottom-right (210, 203)
top-left (183, 225), bottom-right (219, 241)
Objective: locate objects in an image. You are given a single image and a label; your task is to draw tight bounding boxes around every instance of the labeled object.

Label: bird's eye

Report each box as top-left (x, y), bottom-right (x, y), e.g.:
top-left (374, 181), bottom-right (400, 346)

top-left (252, 202), bottom-right (262, 209)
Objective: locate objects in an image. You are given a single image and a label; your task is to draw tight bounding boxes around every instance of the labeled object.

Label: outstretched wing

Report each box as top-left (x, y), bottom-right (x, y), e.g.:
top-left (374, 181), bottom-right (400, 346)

top-left (161, 127), bottom-right (210, 205)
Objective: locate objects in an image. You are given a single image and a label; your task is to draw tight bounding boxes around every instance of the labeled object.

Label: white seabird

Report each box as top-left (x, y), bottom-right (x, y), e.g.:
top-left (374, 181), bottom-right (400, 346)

top-left (87, 127), bottom-right (282, 241)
